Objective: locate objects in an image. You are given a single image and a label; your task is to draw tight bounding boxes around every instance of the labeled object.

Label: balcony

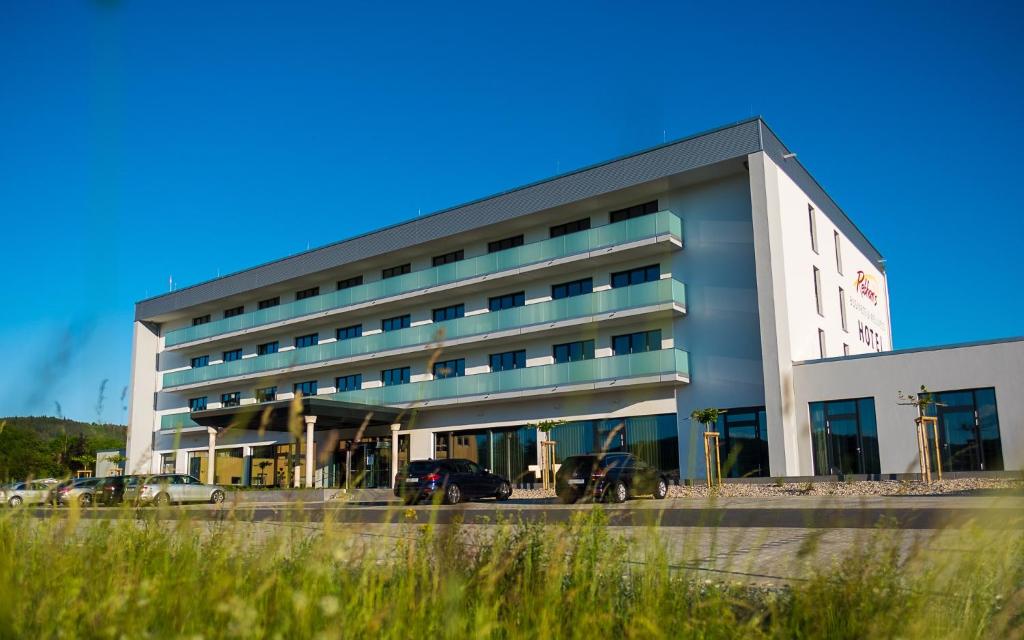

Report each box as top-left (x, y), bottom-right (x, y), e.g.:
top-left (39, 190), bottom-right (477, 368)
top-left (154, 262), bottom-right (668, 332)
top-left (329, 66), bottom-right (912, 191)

top-left (161, 278), bottom-right (686, 389)
top-left (163, 210), bottom-right (683, 348)
top-left (159, 348), bottom-right (689, 430)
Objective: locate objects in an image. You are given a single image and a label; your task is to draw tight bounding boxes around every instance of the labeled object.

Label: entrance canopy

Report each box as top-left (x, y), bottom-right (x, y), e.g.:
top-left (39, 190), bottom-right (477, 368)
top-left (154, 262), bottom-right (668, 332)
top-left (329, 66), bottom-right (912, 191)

top-left (189, 397), bottom-right (402, 439)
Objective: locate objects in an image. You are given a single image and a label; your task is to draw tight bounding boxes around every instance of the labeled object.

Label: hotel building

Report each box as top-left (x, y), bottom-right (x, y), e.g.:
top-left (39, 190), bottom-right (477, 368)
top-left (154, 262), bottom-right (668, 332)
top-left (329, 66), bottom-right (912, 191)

top-left (125, 118), bottom-right (1022, 488)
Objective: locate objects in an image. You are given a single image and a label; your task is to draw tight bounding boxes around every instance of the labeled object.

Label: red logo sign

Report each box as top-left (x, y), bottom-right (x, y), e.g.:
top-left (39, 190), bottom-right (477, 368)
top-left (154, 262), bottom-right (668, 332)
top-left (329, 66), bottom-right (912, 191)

top-left (855, 271), bottom-right (878, 306)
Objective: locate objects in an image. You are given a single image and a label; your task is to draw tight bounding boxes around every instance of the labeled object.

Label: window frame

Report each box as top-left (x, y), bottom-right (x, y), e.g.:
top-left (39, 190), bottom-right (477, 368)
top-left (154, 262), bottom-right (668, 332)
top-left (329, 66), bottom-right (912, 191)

top-left (432, 304), bottom-right (465, 323)
top-left (337, 275), bottom-right (363, 290)
top-left (552, 340), bottom-right (595, 364)
top-left (258, 296), bottom-right (280, 310)
top-left (382, 263), bottom-right (411, 279)
top-left (432, 249), bottom-right (464, 266)
top-left (551, 278), bottom-right (593, 300)
top-left (295, 286), bottom-right (320, 301)
top-left (487, 234), bottom-right (524, 253)
top-left (294, 333), bottom-right (319, 349)
top-left (488, 291), bottom-right (525, 311)
top-left (549, 217), bottom-right (591, 238)
top-left (381, 366), bottom-right (411, 386)
top-left (381, 314), bottom-right (411, 332)
top-left (609, 200), bottom-right (658, 224)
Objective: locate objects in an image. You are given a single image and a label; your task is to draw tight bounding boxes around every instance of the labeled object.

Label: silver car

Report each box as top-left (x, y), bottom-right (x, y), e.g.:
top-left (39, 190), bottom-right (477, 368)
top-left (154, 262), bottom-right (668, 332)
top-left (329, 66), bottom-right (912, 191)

top-left (125, 474), bottom-right (226, 506)
top-left (1, 481), bottom-right (53, 507)
top-left (52, 477), bottom-right (104, 507)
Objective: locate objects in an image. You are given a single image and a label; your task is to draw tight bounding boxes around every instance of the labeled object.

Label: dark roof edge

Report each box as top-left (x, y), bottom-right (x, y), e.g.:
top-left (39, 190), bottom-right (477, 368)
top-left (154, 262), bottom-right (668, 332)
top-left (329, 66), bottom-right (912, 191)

top-left (756, 120), bottom-right (885, 267)
top-left (135, 118), bottom-right (765, 319)
top-left (793, 335), bottom-right (1024, 366)
top-left (136, 116), bottom-right (761, 310)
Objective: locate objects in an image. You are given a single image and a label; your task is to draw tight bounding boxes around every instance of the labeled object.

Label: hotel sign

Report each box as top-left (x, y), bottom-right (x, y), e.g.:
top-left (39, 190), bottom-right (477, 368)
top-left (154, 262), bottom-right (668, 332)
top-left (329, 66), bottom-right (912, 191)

top-left (851, 271), bottom-right (886, 351)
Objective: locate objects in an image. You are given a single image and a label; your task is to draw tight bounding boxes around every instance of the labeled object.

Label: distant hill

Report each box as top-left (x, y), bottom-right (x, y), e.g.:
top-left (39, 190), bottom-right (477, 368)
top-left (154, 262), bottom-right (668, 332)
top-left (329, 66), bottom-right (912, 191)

top-left (0, 416), bottom-right (127, 481)
top-left (1, 416), bottom-right (126, 442)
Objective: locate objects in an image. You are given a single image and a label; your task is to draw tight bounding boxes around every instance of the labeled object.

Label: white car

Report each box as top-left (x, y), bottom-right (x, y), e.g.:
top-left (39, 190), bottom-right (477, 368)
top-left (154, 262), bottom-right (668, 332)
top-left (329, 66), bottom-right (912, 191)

top-left (1, 481), bottom-right (53, 507)
top-left (124, 474), bottom-right (226, 505)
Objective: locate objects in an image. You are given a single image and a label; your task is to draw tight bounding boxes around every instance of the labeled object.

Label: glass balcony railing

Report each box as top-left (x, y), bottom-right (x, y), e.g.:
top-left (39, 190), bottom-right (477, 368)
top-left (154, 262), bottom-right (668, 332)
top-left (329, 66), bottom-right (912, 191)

top-left (162, 278), bottom-right (686, 389)
top-left (159, 348), bottom-right (689, 430)
top-left (163, 210), bottom-right (683, 347)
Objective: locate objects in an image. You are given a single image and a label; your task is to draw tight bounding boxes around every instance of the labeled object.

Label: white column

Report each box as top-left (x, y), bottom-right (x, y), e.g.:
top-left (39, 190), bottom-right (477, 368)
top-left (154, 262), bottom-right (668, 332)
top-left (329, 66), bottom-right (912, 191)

top-left (390, 423), bottom-right (401, 488)
top-left (304, 415), bottom-right (317, 488)
top-left (206, 428), bottom-right (216, 485)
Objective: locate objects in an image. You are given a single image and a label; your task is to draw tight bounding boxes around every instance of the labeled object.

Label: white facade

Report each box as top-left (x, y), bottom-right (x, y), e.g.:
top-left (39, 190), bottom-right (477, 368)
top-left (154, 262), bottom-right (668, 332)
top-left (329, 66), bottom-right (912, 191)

top-left (124, 119), bottom-right (1020, 484)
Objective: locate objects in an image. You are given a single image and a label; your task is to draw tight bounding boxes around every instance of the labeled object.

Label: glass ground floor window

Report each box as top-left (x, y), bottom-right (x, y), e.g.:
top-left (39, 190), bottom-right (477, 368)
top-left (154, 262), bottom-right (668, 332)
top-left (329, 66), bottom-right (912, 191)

top-left (926, 387), bottom-right (1003, 472)
top-left (549, 414), bottom-right (679, 478)
top-left (810, 398), bottom-right (880, 476)
top-left (187, 448), bottom-right (247, 486)
top-left (249, 444), bottom-right (297, 488)
top-left (716, 407), bottom-right (770, 478)
top-left (434, 426), bottom-right (538, 488)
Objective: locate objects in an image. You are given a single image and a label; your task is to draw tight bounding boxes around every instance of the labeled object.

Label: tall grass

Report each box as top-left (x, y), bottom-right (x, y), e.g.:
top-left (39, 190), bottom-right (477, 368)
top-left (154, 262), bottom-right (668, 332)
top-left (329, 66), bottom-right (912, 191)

top-left (0, 505), bottom-right (1020, 638)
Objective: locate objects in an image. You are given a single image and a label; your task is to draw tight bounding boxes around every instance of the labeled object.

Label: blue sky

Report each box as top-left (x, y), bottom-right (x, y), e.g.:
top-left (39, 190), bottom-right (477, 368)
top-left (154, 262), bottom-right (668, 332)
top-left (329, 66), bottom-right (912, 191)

top-left (1, 1), bottom-right (1021, 424)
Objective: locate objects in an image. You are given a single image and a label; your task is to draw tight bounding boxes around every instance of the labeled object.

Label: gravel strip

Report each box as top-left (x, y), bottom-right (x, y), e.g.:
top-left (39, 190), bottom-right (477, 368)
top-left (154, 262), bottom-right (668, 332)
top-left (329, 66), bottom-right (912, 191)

top-left (511, 478), bottom-right (1024, 500)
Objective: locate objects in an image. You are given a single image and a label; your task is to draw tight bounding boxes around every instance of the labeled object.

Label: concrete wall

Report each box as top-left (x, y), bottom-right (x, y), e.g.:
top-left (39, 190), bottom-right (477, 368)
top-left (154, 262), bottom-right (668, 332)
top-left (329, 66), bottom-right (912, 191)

top-left (667, 171), bottom-right (766, 478)
top-left (126, 321), bottom-right (160, 475)
top-left (748, 151), bottom-right (892, 476)
top-left (792, 339), bottom-right (1024, 473)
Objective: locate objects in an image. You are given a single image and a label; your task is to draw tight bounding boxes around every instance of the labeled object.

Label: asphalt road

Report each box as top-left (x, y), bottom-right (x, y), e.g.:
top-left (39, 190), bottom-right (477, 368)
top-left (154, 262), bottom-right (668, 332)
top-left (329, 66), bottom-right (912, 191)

top-left (26, 501), bottom-right (1024, 530)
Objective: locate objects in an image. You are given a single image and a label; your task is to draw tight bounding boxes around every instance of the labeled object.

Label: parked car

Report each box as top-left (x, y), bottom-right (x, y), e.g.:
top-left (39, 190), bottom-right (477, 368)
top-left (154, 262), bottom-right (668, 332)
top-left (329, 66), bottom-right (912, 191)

top-left (94, 475), bottom-right (136, 506)
top-left (124, 474), bottom-right (225, 506)
top-left (1, 481), bottom-right (53, 507)
top-left (394, 459), bottom-right (513, 505)
top-left (555, 453), bottom-right (669, 503)
top-left (51, 477), bottom-right (104, 507)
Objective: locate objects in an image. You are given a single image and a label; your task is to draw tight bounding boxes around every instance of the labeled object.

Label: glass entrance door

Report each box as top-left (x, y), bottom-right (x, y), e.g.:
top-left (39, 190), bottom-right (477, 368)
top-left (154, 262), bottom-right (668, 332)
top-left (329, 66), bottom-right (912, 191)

top-left (349, 441), bottom-right (392, 488)
top-left (929, 388), bottom-right (1003, 471)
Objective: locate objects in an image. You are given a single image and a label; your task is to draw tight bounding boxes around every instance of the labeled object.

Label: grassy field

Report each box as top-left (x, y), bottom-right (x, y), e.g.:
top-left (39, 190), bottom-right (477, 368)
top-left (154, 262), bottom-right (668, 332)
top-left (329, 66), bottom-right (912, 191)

top-left (0, 506), bottom-right (1021, 639)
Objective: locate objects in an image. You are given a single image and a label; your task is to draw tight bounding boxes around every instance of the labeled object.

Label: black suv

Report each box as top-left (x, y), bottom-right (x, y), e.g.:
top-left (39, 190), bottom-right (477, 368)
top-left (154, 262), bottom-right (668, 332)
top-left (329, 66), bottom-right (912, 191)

top-left (555, 453), bottom-right (669, 503)
top-left (394, 459), bottom-right (513, 505)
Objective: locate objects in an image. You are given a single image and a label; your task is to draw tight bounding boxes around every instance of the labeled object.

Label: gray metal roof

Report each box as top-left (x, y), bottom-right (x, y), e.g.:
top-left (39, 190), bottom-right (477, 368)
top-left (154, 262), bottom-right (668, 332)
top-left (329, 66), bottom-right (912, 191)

top-left (136, 117), bottom-right (883, 320)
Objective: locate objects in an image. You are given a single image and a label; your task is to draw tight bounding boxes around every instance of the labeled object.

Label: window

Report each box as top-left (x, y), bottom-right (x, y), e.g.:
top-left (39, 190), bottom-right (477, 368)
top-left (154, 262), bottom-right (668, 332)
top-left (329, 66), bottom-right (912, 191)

top-left (335, 374), bottom-right (362, 392)
top-left (255, 387), bottom-right (276, 403)
top-left (553, 340), bottom-right (595, 364)
top-left (190, 355), bottom-right (209, 369)
top-left (808, 205), bottom-right (818, 253)
top-left (611, 264), bottom-right (660, 288)
top-left (222, 349), bottom-right (242, 362)
top-left (221, 392), bottom-right (240, 408)
top-left (381, 367), bottom-right (411, 386)
top-left (295, 333), bottom-right (319, 348)
top-left (433, 358), bottom-right (465, 379)
top-left (834, 231), bottom-right (843, 274)
top-left (925, 388), bottom-right (1003, 472)
top-left (382, 263), bottom-right (410, 279)
top-left (432, 250), bottom-right (464, 266)
top-left (551, 278), bottom-right (593, 300)
top-left (192, 315), bottom-right (211, 326)
top-left (813, 267), bottom-right (823, 316)
top-left (810, 398), bottom-right (880, 475)
top-left (610, 200), bottom-right (658, 223)
top-left (612, 330), bottom-right (661, 355)
top-left (336, 324), bottom-right (362, 341)
top-left (381, 314), bottom-right (411, 332)
top-left (487, 235), bottom-right (524, 253)
top-left (843, 344), bottom-right (850, 356)
top-left (550, 217), bottom-right (591, 238)
top-left (839, 287), bottom-right (848, 331)
top-left (257, 341), bottom-right (279, 356)
top-left (818, 329), bottom-right (827, 359)
top-left (258, 296), bottom-right (280, 310)
top-left (490, 350), bottom-right (526, 372)
top-left (293, 380), bottom-right (317, 397)
top-left (488, 291), bottom-right (525, 311)
top-left (160, 453), bottom-right (176, 474)
top-left (549, 413), bottom-right (678, 474)
top-left (432, 304), bottom-right (465, 323)
top-left (224, 306), bottom-right (244, 318)
top-left (715, 407), bottom-right (770, 478)
top-left (296, 286), bottom-right (320, 300)
top-left (337, 275), bottom-right (363, 290)
top-left (188, 397), bottom-right (207, 412)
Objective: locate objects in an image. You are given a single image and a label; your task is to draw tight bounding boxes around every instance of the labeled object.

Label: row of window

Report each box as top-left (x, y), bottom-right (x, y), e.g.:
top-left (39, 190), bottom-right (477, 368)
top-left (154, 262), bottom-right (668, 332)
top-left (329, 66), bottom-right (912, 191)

top-left (187, 329), bottom-right (664, 411)
top-left (186, 266), bottom-right (663, 369)
top-left (809, 204), bottom-right (858, 359)
top-left (188, 201), bottom-right (661, 327)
